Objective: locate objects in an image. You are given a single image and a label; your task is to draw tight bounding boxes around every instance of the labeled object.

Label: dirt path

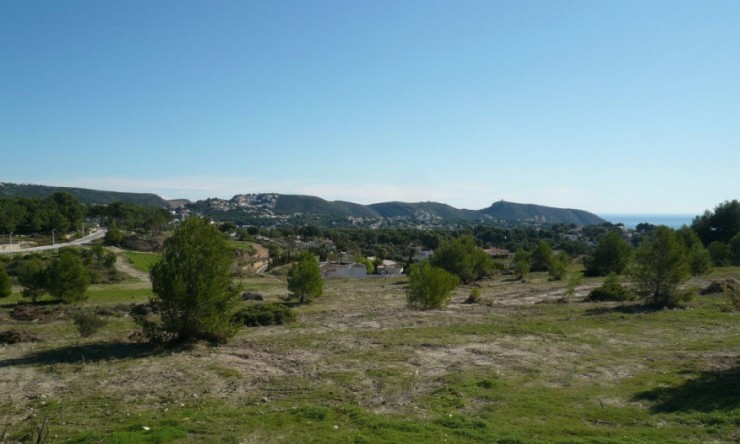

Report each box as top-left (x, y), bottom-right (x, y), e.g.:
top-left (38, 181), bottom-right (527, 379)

top-left (108, 247), bottom-right (151, 282)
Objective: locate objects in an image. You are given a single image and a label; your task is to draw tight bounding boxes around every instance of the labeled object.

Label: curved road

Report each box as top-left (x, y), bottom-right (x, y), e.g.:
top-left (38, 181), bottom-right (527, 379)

top-left (0, 229), bottom-right (108, 254)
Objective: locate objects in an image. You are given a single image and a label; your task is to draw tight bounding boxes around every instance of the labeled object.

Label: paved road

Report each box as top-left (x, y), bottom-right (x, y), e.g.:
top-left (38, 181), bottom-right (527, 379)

top-left (0, 229), bottom-right (108, 254)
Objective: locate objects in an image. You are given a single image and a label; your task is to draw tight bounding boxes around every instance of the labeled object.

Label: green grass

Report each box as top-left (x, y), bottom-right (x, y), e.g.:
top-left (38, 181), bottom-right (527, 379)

top-left (1, 269), bottom-right (738, 443)
top-left (124, 251), bottom-right (161, 273)
top-left (228, 240), bottom-right (256, 255)
top-left (86, 285), bottom-right (154, 305)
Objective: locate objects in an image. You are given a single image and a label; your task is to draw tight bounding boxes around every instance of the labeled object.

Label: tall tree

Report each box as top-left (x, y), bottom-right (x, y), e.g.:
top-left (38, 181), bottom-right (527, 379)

top-left (150, 217), bottom-right (240, 343)
top-left (287, 251), bottom-right (323, 304)
top-left (676, 226), bottom-right (712, 275)
top-left (691, 200), bottom-right (740, 246)
top-left (630, 226), bottom-right (690, 307)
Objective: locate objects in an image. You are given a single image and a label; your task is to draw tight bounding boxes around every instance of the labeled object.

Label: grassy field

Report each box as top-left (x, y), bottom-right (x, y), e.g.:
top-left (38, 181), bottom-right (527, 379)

top-left (123, 251), bottom-right (161, 273)
top-left (1, 267), bottom-right (738, 443)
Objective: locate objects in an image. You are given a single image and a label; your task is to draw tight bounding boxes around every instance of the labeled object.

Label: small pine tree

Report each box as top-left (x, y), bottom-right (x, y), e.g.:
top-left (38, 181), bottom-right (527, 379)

top-left (587, 272), bottom-right (630, 302)
top-left (287, 252), bottom-right (323, 304)
top-left (150, 217), bottom-right (241, 343)
top-left (564, 271), bottom-right (583, 302)
top-left (19, 256), bottom-right (47, 303)
top-left (45, 249), bottom-right (90, 303)
top-left (630, 226), bottom-right (690, 308)
top-left (513, 250), bottom-right (530, 281)
top-left (406, 261), bottom-right (459, 310)
top-left (548, 252), bottom-right (570, 281)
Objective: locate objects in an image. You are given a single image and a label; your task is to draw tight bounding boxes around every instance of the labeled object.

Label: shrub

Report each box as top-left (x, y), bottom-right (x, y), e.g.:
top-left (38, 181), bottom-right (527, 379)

top-left (431, 236), bottom-right (494, 284)
top-left (233, 303), bottom-right (296, 327)
top-left (0, 266), bottom-right (11, 299)
top-left (548, 252), bottom-right (570, 281)
top-left (287, 252), bottom-right (323, 304)
top-left (630, 226), bottom-right (690, 308)
top-left (512, 250), bottom-right (530, 280)
top-left (465, 288), bottom-right (481, 304)
top-left (407, 261), bottom-right (459, 310)
top-left (564, 271), bottom-right (583, 302)
top-left (587, 273), bottom-right (631, 302)
top-left (708, 241), bottom-right (730, 266)
top-left (0, 329), bottom-right (42, 344)
top-left (72, 312), bottom-right (107, 337)
top-left (724, 282), bottom-right (740, 311)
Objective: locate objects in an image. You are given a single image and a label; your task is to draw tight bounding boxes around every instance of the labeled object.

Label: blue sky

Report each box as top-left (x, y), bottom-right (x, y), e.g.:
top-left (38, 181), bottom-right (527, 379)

top-left (1, 0), bottom-right (738, 214)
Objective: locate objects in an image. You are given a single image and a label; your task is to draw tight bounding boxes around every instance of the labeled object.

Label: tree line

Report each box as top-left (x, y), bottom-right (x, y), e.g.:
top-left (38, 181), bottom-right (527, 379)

top-left (0, 192), bottom-right (173, 238)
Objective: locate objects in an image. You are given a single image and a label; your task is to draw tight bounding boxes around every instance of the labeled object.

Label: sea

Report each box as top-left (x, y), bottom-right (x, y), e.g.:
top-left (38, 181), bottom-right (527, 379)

top-left (599, 214), bottom-right (695, 229)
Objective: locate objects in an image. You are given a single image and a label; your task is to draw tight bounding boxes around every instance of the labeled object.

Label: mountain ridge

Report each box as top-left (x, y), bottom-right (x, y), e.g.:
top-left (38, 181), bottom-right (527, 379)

top-left (195, 193), bottom-right (606, 226)
top-left (0, 182), bottom-right (170, 208)
top-left (0, 183), bottom-right (607, 226)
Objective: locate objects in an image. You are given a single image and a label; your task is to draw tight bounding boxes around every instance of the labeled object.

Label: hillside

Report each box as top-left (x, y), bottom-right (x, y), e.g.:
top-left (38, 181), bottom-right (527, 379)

top-left (480, 200), bottom-right (605, 226)
top-left (0, 183), bottom-right (170, 208)
top-left (190, 193), bottom-right (606, 226)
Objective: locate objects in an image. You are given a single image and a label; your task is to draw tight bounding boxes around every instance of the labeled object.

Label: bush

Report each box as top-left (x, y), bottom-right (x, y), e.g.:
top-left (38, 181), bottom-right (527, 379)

top-left (464, 288), bottom-right (481, 304)
top-left (72, 312), bottom-right (107, 337)
top-left (587, 273), bottom-right (631, 302)
top-left (0, 266), bottom-right (11, 299)
top-left (0, 329), bottom-right (42, 344)
top-left (724, 282), bottom-right (740, 311)
top-left (287, 252), bottom-right (323, 304)
top-left (512, 250), bottom-right (530, 280)
top-left (233, 303), bottom-right (296, 327)
top-left (407, 261), bottom-right (459, 310)
top-left (548, 252), bottom-right (570, 281)
top-left (430, 236), bottom-right (494, 283)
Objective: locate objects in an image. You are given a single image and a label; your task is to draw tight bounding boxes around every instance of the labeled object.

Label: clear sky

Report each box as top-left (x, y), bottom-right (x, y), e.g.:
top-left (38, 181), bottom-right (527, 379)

top-left (1, 0), bottom-right (738, 214)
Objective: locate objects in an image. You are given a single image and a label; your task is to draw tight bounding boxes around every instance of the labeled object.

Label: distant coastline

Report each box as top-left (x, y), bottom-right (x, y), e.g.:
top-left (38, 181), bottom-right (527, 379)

top-left (599, 214), bottom-right (695, 229)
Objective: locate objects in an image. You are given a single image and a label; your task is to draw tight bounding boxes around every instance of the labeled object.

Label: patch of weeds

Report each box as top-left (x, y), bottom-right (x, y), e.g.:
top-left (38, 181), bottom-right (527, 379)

top-left (207, 363), bottom-right (241, 379)
top-left (587, 273), bottom-right (632, 302)
top-left (233, 302), bottom-right (296, 327)
top-left (0, 329), bottom-right (43, 344)
top-left (71, 312), bottom-right (107, 337)
top-left (465, 288), bottom-right (481, 304)
top-left (292, 405), bottom-right (329, 421)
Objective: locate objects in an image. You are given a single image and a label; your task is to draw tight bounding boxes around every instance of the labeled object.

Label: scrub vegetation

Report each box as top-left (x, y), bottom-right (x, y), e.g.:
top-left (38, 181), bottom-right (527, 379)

top-left (1, 264), bottom-right (738, 442)
top-left (0, 200), bottom-right (738, 442)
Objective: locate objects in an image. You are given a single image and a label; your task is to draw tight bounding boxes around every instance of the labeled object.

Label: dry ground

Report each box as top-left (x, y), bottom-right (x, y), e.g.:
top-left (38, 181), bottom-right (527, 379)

top-left (1, 266), bottom-right (738, 443)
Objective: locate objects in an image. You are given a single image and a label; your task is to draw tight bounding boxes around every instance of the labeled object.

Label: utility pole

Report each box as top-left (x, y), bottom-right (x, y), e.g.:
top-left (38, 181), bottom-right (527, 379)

top-left (52, 229), bottom-right (56, 246)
